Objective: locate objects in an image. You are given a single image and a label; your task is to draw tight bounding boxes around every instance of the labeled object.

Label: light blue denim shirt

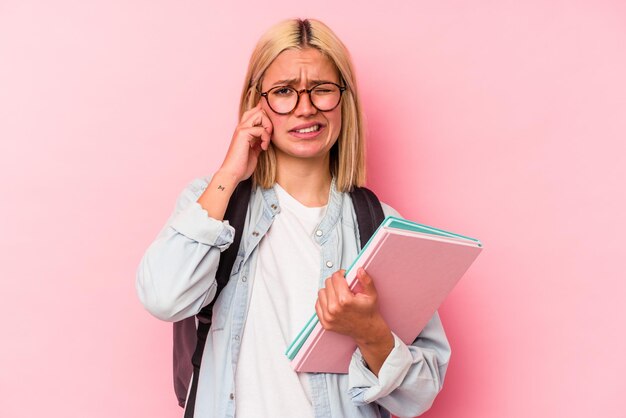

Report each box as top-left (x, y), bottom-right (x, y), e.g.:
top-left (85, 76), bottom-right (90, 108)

top-left (137, 177), bottom-right (451, 418)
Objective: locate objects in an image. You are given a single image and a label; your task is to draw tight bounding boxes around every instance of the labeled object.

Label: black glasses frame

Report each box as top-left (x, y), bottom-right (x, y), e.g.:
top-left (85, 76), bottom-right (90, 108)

top-left (258, 82), bottom-right (347, 115)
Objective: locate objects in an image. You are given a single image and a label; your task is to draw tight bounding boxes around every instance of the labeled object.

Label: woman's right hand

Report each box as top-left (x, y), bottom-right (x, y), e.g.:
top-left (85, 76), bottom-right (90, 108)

top-left (219, 102), bottom-right (273, 183)
top-left (197, 103), bottom-right (272, 220)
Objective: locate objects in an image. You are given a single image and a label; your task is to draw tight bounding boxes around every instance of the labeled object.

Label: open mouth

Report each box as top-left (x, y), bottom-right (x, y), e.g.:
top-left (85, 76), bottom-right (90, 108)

top-left (291, 123), bottom-right (323, 134)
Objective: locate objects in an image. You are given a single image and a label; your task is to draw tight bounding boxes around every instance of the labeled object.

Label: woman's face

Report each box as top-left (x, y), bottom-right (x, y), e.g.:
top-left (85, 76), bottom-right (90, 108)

top-left (259, 48), bottom-right (342, 165)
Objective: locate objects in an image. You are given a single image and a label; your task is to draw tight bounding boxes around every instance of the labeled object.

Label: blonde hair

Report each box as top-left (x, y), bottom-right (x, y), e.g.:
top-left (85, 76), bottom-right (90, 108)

top-left (239, 18), bottom-right (366, 192)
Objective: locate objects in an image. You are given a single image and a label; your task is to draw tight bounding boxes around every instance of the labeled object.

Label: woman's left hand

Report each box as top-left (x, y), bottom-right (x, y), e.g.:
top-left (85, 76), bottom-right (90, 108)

top-left (315, 268), bottom-right (395, 376)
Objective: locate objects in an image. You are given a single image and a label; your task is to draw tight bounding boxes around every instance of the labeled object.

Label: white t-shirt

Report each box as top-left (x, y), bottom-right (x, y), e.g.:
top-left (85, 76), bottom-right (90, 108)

top-left (235, 184), bottom-right (326, 418)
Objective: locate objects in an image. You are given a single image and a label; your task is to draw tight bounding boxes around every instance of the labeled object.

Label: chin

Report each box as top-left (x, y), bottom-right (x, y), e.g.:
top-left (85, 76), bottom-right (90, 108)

top-left (273, 134), bottom-right (336, 160)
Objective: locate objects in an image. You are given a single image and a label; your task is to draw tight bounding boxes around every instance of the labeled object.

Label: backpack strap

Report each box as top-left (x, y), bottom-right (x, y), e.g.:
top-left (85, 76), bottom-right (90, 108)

top-left (179, 178), bottom-right (252, 416)
top-left (198, 177), bottom-right (252, 324)
top-left (349, 186), bottom-right (385, 249)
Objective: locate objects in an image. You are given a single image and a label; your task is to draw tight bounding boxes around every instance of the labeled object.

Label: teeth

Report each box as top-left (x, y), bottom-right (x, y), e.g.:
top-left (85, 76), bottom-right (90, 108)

top-left (295, 125), bottom-right (320, 133)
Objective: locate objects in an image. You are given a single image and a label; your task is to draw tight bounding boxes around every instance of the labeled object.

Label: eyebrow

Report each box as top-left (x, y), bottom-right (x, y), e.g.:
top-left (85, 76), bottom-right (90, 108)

top-left (270, 78), bottom-right (338, 87)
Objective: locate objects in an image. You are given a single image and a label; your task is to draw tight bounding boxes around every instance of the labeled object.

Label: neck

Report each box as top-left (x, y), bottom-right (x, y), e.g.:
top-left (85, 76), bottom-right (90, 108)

top-left (275, 155), bottom-right (332, 207)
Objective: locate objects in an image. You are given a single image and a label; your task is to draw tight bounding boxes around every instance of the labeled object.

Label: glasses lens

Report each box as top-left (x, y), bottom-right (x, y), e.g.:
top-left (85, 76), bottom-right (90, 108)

top-left (266, 83), bottom-right (343, 114)
top-left (268, 86), bottom-right (298, 114)
top-left (310, 83), bottom-right (341, 111)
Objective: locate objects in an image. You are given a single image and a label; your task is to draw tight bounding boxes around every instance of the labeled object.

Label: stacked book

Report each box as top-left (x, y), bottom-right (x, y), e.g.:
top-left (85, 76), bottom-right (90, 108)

top-left (286, 216), bottom-right (482, 373)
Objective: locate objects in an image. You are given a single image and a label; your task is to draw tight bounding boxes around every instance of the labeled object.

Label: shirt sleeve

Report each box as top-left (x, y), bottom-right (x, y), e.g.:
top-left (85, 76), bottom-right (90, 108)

top-left (136, 177), bottom-right (235, 322)
top-left (346, 202), bottom-right (452, 417)
top-left (347, 312), bottom-right (450, 417)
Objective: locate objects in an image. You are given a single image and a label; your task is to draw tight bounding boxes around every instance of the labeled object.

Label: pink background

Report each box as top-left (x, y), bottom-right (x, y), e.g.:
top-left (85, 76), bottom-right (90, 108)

top-left (1, 1), bottom-right (625, 417)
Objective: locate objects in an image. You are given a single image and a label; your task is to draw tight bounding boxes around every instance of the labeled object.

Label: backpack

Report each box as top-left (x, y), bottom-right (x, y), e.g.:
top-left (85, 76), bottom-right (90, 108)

top-left (173, 178), bottom-right (385, 415)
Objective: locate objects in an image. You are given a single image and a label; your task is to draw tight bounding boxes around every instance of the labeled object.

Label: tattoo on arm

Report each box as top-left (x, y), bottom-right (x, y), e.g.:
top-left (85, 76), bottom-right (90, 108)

top-left (217, 185), bottom-right (225, 191)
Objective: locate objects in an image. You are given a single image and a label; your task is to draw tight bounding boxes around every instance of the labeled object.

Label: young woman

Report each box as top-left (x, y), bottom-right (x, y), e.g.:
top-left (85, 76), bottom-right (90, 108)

top-left (137, 18), bottom-right (450, 418)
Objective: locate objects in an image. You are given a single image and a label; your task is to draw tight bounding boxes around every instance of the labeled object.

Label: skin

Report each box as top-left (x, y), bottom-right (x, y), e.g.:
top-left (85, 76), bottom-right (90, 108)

top-left (197, 47), bottom-right (394, 376)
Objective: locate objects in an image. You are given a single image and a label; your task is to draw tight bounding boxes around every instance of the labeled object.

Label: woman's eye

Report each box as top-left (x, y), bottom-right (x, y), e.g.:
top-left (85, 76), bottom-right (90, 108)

top-left (312, 86), bottom-right (335, 95)
top-left (272, 87), bottom-right (294, 96)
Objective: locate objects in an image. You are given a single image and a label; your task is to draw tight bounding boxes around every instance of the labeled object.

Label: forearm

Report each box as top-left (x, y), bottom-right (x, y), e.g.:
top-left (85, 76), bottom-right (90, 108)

top-left (196, 169), bottom-right (241, 220)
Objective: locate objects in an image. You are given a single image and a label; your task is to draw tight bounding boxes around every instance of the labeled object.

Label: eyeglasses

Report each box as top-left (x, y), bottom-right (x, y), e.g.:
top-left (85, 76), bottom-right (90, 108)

top-left (258, 82), bottom-right (346, 115)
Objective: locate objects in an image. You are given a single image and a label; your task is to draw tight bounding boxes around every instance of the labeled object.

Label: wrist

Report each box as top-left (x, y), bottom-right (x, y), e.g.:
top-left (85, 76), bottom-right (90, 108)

top-left (212, 169), bottom-right (242, 189)
top-left (354, 318), bottom-right (394, 348)
top-left (196, 171), bottom-right (241, 221)
top-left (354, 320), bottom-right (395, 376)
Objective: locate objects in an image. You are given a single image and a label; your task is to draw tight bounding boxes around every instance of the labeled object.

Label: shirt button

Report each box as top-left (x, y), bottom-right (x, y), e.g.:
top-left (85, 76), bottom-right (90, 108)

top-left (242, 276), bottom-right (247, 282)
top-left (271, 204), bottom-right (278, 210)
top-left (229, 393), bottom-right (234, 400)
top-left (315, 230), bottom-right (323, 237)
top-left (326, 261), bottom-right (333, 268)
top-left (252, 231), bottom-right (259, 237)
top-left (234, 335), bottom-right (240, 340)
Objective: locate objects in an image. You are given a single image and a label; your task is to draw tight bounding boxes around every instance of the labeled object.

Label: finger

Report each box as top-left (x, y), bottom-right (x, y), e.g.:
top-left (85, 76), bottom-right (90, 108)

top-left (329, 271), bottom-right (353, 306)
top-left (242, 101), bottom-right (262, 116)
top-left (239, 103), bottom-right (263, 126)
top-left (258, 109), bottom-right (273, 135)
top-left (258, 129), bottom-right (270, 151)
top-left (317, 287), bottom-right (329, 315)
top-left (260, 134), bottom-right (270, 151)
top-left (251, 111), bottom-right (272, 151)
top-left (323, 277), bottom-right (338, 310)
top-left (249, 113), bottom-right (264, 128)
top-left (246, 110), bottom-right (273, 142)
top-left (356, 267), bottom-right (377, 296)
top-left (243, 126), bottom-right (269, 144)
top-left (315, 299), bottom-right (328, 329)
top-left (238, 111), bottom-right (273, 151)
top-left (243, 103), bottom-right (267, 125)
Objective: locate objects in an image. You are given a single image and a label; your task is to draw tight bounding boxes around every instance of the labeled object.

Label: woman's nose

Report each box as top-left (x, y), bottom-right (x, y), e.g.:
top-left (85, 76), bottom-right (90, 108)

top-left (293, 90), bottom-right (318, 116)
